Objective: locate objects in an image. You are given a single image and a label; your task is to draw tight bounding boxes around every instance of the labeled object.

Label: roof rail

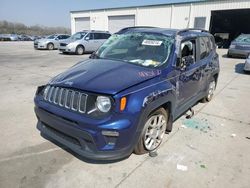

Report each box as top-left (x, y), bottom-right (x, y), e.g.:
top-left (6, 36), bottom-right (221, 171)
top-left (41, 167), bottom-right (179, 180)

top-left (176, 28), bottom-right (209, 35)
top-left (115, 26), bottom-right (157, 34)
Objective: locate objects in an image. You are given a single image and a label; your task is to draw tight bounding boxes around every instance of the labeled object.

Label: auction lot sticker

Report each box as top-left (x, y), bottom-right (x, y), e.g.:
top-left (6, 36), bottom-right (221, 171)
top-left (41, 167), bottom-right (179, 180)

top-left (142, 39), bottom-right (163, 46)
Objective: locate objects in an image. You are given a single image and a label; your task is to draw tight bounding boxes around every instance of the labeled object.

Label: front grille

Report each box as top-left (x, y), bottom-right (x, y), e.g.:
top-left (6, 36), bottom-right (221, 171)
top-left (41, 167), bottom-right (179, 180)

top-left (60, 43), bottom-right (67, 46)
top-left (43, 86), bottom-right (87, 114)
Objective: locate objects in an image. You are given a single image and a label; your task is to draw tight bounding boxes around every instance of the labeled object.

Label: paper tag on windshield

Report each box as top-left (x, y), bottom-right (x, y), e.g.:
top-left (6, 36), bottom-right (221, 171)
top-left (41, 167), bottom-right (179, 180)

top-left (142, 39), bottom-right (163, 46)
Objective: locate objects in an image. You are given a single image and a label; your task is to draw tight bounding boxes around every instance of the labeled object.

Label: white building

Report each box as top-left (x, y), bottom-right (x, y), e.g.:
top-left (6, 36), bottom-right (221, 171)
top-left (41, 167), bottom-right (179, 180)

top-left (70, 0), bottom-right (250, 41)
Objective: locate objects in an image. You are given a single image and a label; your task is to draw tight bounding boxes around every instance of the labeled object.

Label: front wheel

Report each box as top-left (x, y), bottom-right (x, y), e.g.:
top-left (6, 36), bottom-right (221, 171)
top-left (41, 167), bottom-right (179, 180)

top-left (202, 79), bottom-right (216, 102)
top-left (76, 45), bottom-right (85, 55)
top-left (134, 108), bottom-right (168, 155)
top-left (47, 43), bottom-right (54, 50)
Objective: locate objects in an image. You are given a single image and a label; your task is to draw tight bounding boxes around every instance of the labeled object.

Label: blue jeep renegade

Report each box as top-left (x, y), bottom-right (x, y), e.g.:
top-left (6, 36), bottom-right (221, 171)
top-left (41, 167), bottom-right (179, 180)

top-left (34, 27), bottom-right (219, 160)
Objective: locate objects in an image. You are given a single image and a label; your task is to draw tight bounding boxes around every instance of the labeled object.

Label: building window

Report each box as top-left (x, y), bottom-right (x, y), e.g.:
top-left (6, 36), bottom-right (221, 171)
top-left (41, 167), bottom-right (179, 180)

top-left (194, 17), bottom-right (206, 29)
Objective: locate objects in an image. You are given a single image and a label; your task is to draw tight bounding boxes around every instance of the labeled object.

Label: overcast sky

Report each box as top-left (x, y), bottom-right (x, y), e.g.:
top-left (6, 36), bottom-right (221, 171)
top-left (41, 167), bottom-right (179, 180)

top-left (0, 0), bottom-right (200, 28)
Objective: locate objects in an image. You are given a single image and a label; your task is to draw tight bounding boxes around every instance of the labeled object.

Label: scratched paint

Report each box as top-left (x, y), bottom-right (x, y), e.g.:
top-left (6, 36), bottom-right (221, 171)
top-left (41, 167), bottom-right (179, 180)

top-left (138, 69), bottom-right (161, 77)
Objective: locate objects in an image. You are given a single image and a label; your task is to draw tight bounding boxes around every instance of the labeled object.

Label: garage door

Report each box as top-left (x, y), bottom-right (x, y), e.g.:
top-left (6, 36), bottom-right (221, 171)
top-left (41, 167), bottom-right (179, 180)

top-left (210, 9), bottom-right (250, 47)
top-left (75, 17), bottom-right (90, 32)
top-left (108, 15), bottom-right (135, 33)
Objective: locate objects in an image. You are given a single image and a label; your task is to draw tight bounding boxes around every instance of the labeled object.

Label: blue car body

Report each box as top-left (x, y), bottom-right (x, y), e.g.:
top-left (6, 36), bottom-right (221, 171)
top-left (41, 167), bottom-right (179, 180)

top-left (34, 27), bottom-right (220, 160)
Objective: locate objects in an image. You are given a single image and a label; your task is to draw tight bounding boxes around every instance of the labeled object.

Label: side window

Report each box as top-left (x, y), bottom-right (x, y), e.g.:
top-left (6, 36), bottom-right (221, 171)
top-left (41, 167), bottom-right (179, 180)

top-left (181, 39), bottom-right (196, 66)
top-left (102, 33), bottom-right (111, 39)
top-left (199, 37), bottom-right (208, 60)
top-left (93, 33), bottom-right (103, 39)
top-left (57, 36), bottom-right (62, 40)
top-left (86, 33), bottom-right (94, 40)
top-left (61, 35), bottom-right (69, 39)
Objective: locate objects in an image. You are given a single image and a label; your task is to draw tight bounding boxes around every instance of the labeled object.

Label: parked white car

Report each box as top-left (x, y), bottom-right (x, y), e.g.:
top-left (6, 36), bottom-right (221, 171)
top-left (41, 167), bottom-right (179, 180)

top-left (59, 30), bottom-right (111, 55)
top-left (34, 34), bottom-right (70, 50)
top-left (244, 54), bottom-right (250, 72)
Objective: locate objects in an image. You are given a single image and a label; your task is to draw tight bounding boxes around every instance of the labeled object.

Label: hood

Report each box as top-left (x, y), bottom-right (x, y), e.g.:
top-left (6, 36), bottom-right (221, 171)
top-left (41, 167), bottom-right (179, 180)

top-left (49, 59), bottom-right (161, 95)
top-left (60, 38), bottom-right (79, 44)
top-left (37, 38), bottom-right (54, 43)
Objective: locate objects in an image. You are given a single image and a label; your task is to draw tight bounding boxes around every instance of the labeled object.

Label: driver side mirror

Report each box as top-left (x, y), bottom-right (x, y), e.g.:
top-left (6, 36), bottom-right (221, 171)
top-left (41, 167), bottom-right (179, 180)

top-left (55, 38), bottom-right (59, 40)
top-left (85, 37), bottom-right (90, 41)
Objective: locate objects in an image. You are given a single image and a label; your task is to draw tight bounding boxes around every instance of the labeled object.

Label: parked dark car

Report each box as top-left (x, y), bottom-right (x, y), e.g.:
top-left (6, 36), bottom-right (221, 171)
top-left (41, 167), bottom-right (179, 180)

top-left (34, 27), bottom-right (219, 160)
top-left (228, 34), bottom-right (250, 58)
top-left (18, 35), bottom-right (33, 41)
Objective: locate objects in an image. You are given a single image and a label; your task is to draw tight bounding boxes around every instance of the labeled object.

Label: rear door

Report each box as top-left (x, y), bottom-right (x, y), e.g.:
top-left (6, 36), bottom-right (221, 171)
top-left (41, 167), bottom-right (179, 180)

top-left (92, 33), bottom-right (111, 51)
top-left (196, 37), bottom-right (213, 93)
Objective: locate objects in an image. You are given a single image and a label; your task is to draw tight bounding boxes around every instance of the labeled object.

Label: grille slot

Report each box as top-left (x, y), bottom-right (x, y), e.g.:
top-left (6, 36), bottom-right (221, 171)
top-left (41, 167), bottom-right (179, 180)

top-left (43, 86), bottom-right (87, 114)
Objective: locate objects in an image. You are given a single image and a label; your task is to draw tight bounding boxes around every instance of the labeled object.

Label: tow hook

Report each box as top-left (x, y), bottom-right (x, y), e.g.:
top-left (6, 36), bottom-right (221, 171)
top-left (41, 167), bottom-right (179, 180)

top-left (185, 108), bottom-right (194, 119)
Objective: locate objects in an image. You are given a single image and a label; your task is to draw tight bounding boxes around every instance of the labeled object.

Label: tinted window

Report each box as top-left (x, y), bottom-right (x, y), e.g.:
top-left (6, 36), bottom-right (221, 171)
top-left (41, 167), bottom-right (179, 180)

top-left (101, 33), bottom-right (111, 39)
top-left (199, 37), bottom-right (208, 59)
top-left (61, 35), bottom-right (69, 39)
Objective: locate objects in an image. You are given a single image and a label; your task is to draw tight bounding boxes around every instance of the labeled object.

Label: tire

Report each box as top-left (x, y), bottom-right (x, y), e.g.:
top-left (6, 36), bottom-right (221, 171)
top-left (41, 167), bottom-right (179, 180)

top-left (134, 108), bottom-right (168, 155)
top-left (76, 45), bottom-right (85, 55)
top-left (47, 43), bottom-right (54, 50)
top-left (201, 79), bottom-right (216, 103)
top-left (227, 52), bottom-right (232, 58)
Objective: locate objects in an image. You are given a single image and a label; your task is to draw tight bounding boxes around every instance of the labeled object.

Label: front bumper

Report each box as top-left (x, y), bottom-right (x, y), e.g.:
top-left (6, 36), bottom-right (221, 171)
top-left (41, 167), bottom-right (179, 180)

top-left (34, 105), bottom-right (138, 160)
top-left (244, 61), bottom-right (250, 71)
top-left (59, 45), bottom-right (76, 53)
top-left (34, 43), bottom-right (47, 49)
top-left (228, 48), bottom-right (250, 57)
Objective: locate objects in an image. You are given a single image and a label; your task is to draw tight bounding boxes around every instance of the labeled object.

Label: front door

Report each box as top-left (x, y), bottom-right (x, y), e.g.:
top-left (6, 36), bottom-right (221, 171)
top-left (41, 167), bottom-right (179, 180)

top-left (176, 38), bottom-right (202, 111)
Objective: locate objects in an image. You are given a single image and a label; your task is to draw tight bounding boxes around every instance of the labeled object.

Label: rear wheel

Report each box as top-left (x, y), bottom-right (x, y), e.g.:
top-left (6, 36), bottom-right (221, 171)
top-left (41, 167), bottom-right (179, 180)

top-left (134, 108), bottom-right (168, 154)
top-left (202, 79), bottom-right (216, 102)
top-left (47, 43), bottom-right (54, 50)
top-left (76, 45), bottom-right (85, 55)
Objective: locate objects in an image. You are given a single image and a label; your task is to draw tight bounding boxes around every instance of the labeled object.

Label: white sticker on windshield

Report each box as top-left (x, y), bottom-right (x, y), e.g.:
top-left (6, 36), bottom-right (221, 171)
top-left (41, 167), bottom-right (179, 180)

top-left (142, 39), bottom-right (163, 46)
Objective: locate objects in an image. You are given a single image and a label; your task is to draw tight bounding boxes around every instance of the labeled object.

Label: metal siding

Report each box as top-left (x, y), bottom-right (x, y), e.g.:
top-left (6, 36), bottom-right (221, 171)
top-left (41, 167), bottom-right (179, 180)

top-left (71, 0), bottom-right (250, 33)
top-left (108, 15), bottom-right (135, 33)
top-left (75, 17), bottom-right (90, 32)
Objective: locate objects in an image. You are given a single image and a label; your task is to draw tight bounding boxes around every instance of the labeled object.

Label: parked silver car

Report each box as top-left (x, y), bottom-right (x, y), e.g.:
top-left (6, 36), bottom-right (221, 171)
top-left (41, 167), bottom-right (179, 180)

top-left (59, 30), bottom-right (111, 55)
top-left (244, 54), bottom-right (250, 72)
top-left (34, 34), bottom-right (70, 50)
top-left (228, 34), bottom-right (250, 58)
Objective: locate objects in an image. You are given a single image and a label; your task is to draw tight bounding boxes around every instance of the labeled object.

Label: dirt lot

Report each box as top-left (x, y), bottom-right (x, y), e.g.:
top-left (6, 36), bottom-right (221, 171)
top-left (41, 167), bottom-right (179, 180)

top-left (0, 42), bottom-right (250, 188)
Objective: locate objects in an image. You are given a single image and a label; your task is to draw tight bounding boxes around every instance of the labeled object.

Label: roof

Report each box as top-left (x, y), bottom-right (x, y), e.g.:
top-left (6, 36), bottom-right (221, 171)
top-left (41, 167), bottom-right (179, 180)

top-left (115, 27), bottom-right (212, 38)
top-left (70, 0), bottom-right (207, 13)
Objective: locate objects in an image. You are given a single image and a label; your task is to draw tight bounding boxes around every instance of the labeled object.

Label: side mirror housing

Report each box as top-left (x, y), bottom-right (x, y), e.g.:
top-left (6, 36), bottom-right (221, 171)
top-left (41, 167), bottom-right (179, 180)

top-left (85, 37), bottom-right (90, 41)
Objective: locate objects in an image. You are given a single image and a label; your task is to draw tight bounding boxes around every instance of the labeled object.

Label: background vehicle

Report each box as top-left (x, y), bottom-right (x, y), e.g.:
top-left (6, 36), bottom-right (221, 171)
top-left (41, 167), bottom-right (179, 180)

top-left (244, 54), bottom-right (250, 72)
top-left (18, 35), bottom-right (33, 41)
top-left (59, 30), bottom-right (111, 55)
top-left (228, 34), bottom-right (250, 58)
top-left (34, 34), bottom-right (70, 50)
top-left (0, 34), bottom-right (19, 41)
top-left (34, 27), bottom-right (219, 160)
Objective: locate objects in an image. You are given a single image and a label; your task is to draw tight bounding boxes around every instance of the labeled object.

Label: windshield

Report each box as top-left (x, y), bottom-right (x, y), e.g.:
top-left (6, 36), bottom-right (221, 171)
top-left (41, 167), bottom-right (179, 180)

top-left (95, 33), bottom-right (174, 67)
top-left (235, 35), bottom-right (250, 43)
top-left (70, 32), bottom-right (87, 40)
top-left (47, 35), bottom-right (57, 39)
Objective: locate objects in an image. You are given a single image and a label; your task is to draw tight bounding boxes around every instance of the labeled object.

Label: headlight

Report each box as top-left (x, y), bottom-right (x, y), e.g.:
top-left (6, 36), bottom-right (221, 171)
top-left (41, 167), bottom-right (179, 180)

top-left (96, 96), bottom-right (111, 113)
top-left (67, 43), bottom-right (75, 48)
top-left (230, 44), bottom-right (236, 49)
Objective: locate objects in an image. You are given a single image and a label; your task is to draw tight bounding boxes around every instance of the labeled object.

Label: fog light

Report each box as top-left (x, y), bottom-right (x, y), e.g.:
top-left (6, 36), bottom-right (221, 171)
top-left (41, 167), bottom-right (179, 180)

top-left (101, 130), bottom-right (119, 137)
